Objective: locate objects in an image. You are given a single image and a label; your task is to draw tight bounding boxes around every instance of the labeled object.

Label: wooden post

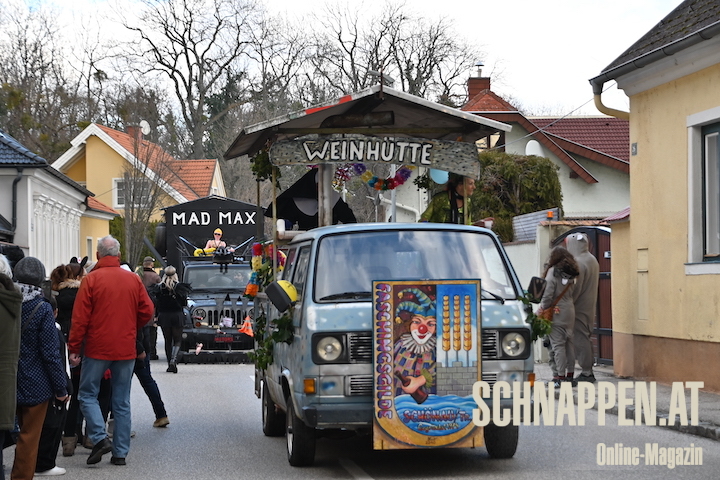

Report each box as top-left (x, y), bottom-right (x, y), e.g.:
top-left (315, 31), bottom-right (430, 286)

top-left (318, 164), bottom-right (333, 227)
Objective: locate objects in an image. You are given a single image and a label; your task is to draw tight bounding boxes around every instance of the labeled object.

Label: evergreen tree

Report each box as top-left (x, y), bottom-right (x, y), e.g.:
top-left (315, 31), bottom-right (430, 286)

top-left (470, 151), bottom-right (562, 242)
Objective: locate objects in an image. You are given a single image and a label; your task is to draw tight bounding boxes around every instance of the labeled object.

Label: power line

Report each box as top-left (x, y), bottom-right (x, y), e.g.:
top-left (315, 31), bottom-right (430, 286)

top-left (488, 81), bottom-right (621, 151)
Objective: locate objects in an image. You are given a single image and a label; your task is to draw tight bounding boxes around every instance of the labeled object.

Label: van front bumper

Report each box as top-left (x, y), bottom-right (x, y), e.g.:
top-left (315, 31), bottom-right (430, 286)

top-left (301, 403), bottom-right (373, 429)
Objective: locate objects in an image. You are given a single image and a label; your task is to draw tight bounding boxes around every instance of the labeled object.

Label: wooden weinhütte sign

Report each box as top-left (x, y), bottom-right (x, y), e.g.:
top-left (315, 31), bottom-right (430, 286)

top-left (269, 134), bottom-right (481, 178)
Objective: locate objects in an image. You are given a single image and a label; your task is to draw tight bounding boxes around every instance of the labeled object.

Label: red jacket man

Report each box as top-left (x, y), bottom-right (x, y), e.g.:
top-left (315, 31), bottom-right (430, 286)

top-left (68, 235), bottom-right (154, 466)
top-left (68, 254), bottom-right (154, 360)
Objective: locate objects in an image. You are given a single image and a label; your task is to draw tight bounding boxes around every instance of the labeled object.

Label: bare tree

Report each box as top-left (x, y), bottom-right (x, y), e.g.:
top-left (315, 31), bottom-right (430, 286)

top-left (118, 0), bottom-right (262, 160)
top-left (0, 1), bottom-right (121, 159)
top-left (399, 20), bottom-right (482, 106)
top-left (302, 1), bottom-right (484, 106)
top-left (120, 127), bottom-right (178, 267)
top-left (0, 0), bottom-right (78, 159)
top-left (303, 2), bottom-right (402, 98)
top-left (208, 12), bottom-right (311, 200)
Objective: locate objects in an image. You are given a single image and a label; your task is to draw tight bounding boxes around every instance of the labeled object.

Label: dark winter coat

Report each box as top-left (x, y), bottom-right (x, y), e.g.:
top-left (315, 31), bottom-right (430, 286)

top-left (16, 290), bottom-right (68, 406)
top-left (55, 279), bottom-right (80, 341)
top-left (0, 274), bottom-right (22, 429)
top-left (152, 283), bottom-right (191, 328)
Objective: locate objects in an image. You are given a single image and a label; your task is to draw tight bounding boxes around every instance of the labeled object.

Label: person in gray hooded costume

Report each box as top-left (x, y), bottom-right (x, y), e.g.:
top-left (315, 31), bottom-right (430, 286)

top-left (566, 232), bottom-right (599, 383)
top-left (539, 246), bottom-right (579, 387)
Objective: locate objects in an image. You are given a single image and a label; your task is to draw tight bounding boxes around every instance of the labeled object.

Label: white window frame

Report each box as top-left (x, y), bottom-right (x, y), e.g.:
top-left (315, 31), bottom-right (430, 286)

top-left (113, 177), bottom-right (125, 209)
top-left (113, 177), bottom-right (152, 209)
top-left (687, 106), bottom-right (720, 274)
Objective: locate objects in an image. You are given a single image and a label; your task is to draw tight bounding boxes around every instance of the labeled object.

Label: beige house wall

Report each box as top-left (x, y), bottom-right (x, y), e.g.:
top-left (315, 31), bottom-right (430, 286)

top-left (85, 136), bottom-right (126, 210)
top-left (65, 156), bottom-right (86, 184)
top-left (83, 136), bottom-right (178, 222)
top-left (614, 63), bottom-right (720, 390)
top-left (79, 217), bottom-right (112, 259)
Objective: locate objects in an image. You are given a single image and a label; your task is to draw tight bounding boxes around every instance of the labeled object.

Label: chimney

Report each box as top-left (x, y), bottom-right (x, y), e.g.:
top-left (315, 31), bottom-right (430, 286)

top-left (467, 76), bottom-right (491, 99)
top-left (126, 126), bottom-right (142, 141)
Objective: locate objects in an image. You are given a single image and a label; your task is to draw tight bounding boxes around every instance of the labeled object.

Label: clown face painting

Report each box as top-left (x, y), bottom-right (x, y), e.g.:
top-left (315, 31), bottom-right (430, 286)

top-left (393, 287), bottom-right (438, 400)
top-left (373, 280), bottom-right (482, 450)
top-left (410, 315), bottom-right (437, 345)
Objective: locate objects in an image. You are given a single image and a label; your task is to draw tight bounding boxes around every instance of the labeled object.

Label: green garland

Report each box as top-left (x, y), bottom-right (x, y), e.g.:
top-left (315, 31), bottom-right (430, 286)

top-left (519, 294), bottom-right (552, 342)
top-left (250, 147), bottom-right (281, 185)
top-left (248, 310), bottom-right (294, 370)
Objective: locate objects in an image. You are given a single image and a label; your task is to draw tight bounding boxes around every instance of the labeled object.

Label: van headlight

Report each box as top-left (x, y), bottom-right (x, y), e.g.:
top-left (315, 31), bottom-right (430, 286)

top-left (317, 337), bottom-right (342, 361)
top-left (501, 332), bottom-right (526, 357)
top-left (311, 334), bottom-right (347, 364)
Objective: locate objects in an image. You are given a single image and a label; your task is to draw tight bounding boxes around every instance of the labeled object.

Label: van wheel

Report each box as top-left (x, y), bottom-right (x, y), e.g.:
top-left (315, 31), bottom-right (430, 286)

top-left (285, 396), bottom-right (316, 466)
top-left (484, 423), bottom-right (518, 459)
top-left (262, 382), bottom-right (284, 437)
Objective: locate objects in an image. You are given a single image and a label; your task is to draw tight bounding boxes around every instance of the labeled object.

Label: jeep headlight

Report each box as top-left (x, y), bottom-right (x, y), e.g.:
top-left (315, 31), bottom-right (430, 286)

top-left (501, 332), bottom-right (526, 357)
top-left (194, 309), bottom-right (206, 320)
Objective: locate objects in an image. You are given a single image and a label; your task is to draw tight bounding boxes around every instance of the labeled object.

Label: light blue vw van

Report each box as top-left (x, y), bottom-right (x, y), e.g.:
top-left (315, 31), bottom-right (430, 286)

top-left (254, 222), bottom-right (534, 466)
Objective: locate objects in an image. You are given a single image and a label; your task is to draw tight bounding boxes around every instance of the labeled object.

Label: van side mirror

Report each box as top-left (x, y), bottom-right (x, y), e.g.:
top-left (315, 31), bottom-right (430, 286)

top-left (265, 280), bottom-right (298, 313)
top-left (525, 276), bottom-right (546, 303)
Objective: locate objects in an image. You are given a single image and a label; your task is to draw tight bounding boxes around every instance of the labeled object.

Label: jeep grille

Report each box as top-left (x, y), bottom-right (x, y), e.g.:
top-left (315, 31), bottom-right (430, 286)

top-left (198, 308), bottom-right (251, 328)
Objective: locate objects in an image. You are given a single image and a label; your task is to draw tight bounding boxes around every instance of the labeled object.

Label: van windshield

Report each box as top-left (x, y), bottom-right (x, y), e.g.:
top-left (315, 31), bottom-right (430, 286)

top-left (314, 230), bottom-right (517, 302)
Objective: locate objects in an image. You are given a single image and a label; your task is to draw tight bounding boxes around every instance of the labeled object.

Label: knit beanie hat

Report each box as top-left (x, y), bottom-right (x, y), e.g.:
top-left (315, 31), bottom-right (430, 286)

top-left (13, 256), bottom-right (46, 286)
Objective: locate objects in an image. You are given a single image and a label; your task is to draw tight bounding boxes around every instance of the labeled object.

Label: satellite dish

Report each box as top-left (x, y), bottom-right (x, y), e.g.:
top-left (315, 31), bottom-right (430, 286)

top-left (525, 140), bottom-right (544, 157)
top-left (139, 120), bottom-right (151, 136)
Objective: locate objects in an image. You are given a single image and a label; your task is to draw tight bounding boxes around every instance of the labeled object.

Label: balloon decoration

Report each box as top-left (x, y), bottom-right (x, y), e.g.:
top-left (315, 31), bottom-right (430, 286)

top-left (429, 169), bottom-right (449, 185)
top-left (332, 163), bottom-right (415, 192)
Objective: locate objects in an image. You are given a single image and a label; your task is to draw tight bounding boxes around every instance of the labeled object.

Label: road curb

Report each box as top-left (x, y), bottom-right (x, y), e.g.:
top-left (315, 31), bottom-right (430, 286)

top-left (544, 380), bottom-right (720, 442)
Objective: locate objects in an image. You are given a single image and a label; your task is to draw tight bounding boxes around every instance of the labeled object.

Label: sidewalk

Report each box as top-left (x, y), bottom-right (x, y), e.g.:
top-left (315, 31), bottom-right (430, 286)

top-left (532, 362), bottom-right (720, 441)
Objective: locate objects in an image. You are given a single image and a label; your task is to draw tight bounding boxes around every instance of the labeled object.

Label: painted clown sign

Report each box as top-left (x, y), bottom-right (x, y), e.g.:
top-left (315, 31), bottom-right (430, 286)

top-left (372, 279), bottom-right (483, 450)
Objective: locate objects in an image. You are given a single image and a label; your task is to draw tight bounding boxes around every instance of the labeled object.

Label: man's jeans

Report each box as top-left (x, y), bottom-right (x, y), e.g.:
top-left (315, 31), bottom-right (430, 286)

top-left (78, 357), bottom-right (134, 458)
top-left (134, 355), bottom-right (167, 419)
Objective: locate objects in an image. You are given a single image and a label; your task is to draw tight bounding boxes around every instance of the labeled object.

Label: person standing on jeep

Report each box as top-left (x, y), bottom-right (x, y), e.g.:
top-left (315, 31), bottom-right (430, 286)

top-left (151, 266), bottom-right (191, 373)
top-left (204, 228), bottom-right (234, 253)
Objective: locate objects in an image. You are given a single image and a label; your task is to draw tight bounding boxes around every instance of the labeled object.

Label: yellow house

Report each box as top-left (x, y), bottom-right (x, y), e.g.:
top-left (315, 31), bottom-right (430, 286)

top-left (590, 0), bottom-right (720, 391)
top-left (52, 123), bottom-right (226, 257)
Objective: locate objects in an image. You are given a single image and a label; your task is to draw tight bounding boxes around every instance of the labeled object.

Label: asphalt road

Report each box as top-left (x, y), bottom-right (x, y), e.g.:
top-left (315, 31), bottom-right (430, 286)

top-left (4, 360), bottom-right (720, 480)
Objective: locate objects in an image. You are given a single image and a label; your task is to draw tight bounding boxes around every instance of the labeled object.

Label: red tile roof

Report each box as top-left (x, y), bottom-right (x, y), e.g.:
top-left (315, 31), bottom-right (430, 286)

top-left (167, 159), bottom-right (215, 197)
top-left (529, 117), bottom-right (630, 162)
top-left (461, 90), bottom-right (518, 112)
top-left (460, 79), bottom-right (630, 182)
top-left (87, 196), bottom-right (119, 216)
top-left (603, 206), bottom-right (630, 223)
top-left (478, 112), bottom-right (600, 183)
top-left (95, 124), bottom-right (216, 200)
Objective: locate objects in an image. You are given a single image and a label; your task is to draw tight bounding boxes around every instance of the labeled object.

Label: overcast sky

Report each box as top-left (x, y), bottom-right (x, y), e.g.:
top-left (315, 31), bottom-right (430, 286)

top-left (265, 0), bottom-right (685, 115)
top-left (50, 0), bottom-right (686, 117)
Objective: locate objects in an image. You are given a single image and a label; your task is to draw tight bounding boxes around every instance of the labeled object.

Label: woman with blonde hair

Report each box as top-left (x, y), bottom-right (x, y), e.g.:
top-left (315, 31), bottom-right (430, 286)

top-left (151, 266), bottom-right (191, 373)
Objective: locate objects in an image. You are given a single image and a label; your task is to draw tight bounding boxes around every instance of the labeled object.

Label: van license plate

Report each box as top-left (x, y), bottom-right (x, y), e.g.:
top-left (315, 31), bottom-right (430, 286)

top-left (214, 335), bottom-right (234, 343)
